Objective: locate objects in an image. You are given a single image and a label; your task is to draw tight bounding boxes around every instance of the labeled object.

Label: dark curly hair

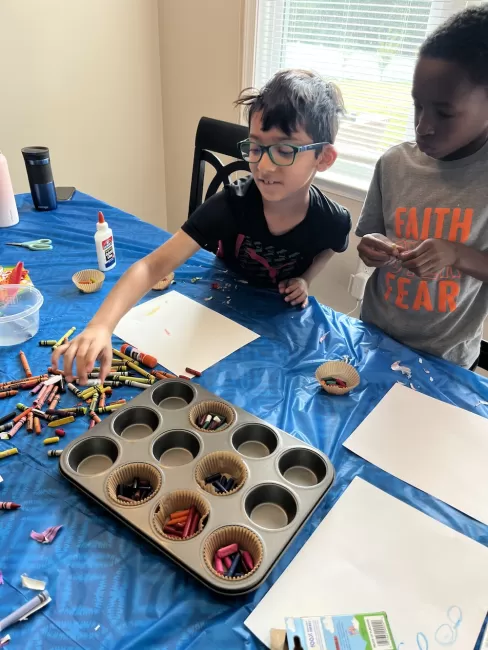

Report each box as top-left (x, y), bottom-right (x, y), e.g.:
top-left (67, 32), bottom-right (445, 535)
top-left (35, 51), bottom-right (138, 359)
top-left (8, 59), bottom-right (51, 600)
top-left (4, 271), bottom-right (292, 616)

top-left (420, 4), bottom-right (488, 86)
top-left (235, 69), bottom-right (345, 146)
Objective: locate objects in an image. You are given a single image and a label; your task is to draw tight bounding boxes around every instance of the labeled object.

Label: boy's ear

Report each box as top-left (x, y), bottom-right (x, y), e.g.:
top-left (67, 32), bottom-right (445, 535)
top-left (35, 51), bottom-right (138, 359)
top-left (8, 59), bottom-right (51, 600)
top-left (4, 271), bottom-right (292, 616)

top-left (316, 144), bottom-right (337, 172)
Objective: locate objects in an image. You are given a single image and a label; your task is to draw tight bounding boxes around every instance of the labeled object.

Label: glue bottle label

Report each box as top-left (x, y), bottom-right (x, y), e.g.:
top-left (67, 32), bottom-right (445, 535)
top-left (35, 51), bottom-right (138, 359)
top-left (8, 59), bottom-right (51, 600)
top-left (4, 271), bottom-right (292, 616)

top-left (102, 236), bottom-right (116, 268)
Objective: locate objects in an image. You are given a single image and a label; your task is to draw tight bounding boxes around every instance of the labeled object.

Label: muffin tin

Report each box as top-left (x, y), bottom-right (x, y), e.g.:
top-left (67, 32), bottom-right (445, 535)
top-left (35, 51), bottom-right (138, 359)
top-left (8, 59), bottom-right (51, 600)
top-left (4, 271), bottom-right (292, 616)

top-left (59, 379), bottom-right (334, 594)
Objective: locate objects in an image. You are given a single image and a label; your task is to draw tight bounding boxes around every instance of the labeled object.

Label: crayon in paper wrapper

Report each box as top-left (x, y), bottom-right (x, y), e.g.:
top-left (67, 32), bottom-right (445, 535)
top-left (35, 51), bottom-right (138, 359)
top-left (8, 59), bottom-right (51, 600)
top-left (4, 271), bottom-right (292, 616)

top-left (125, 361), bottom-right (154, 380)
top-left (185, 368), bottom-right (202, 377)
top-left (0, 448), bottom-right (18, 459)
top-left (112, 348), bottom-right (139, 366)
top-left (39, 340), bottom-right (57, 347)
top-left (48, 450), bottom-right (63, 457)
top-left (19, 351), bottom-right (32, 377)
top-left (0, 412), bottom-right (16, 427)
top-left (26, 412), bottom-right (34, 433)
top-left (34, 417), bottom-right (41, 435)
top-left (0, 502), bottom-right (21, 510)
top-left (120, 344), bottom-right (157, 369)
top-left (0, 390), bottom-right (18, 399)
top-left (0, 423), bottom-right (14, 433)
top-left (52, 327), bottom-right (76, 349)
top-left (8, 418), bottom-right (27, 438)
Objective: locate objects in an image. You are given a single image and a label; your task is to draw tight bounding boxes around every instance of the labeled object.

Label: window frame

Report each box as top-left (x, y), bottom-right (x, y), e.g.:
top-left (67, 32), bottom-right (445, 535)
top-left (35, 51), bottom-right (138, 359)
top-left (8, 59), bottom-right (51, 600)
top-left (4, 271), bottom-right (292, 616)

top-left (242, 0), bottom-right (469, 201)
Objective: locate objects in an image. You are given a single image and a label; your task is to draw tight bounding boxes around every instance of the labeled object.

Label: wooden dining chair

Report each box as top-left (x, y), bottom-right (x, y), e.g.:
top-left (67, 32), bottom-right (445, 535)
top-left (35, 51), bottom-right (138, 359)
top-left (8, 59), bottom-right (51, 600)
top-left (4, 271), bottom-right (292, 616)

top-left (188, 116), bottom-right (249, 217)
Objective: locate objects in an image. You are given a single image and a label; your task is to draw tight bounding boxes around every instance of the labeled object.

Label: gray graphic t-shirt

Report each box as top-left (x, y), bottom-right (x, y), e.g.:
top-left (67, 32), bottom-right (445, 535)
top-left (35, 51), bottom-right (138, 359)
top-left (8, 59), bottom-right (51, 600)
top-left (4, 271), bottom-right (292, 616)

top-left (356, 140), bottom-right (488, 368)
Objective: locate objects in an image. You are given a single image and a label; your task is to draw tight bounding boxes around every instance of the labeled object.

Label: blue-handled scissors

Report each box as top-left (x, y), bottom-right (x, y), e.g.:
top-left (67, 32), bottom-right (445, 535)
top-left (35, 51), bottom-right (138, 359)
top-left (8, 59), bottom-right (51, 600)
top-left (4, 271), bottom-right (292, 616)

top-left (5, 238), bottom-right (53, 251)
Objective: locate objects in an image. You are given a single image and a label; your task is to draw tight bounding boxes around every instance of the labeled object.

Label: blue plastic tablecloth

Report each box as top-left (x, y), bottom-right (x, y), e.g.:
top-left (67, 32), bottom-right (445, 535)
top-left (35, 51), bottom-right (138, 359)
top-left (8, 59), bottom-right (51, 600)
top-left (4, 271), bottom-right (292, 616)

top-left (0, 192), bottom-right (487, 649)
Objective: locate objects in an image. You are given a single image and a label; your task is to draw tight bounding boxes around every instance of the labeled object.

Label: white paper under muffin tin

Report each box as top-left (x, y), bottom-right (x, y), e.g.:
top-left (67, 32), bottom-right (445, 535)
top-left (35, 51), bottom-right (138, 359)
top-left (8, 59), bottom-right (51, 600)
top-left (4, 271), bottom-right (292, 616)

top-left (59, 379), bottom-right (334, 594)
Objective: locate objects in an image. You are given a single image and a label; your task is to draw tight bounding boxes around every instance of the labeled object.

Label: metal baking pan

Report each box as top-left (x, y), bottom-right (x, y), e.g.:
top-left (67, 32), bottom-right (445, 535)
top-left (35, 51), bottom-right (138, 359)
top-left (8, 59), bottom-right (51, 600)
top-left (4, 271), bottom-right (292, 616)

top-left (59, 379), bottom-right (334, 594)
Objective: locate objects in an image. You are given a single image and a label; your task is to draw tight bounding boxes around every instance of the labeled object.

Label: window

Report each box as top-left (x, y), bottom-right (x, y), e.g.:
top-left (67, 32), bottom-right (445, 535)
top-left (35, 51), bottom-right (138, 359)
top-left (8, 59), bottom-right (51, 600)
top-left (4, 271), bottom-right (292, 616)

top-left (253, 0), bottom-right (469, 195)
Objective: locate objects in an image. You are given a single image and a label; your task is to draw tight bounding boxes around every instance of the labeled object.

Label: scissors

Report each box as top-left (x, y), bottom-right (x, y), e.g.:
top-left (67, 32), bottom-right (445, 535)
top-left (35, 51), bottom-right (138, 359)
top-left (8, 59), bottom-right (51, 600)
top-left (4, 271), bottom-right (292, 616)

top-left (5, 238), bottom-right (53, 251)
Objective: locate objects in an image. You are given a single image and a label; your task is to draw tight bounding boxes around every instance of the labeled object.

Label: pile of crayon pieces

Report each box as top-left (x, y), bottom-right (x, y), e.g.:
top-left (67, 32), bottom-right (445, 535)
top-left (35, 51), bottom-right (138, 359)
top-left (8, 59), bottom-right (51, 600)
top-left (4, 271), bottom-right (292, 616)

top-left (116, 477), bottom-right (154, 504)
top-left (213, 543), bottom-right (254, 578)
top-left (197, 413), bottom-right (227, 430)
top-left (0, 501), bottom-right (21, 510)
top-left (320, 376), bottom-right (347, 388)
top-left (163, 505), bottom-right (201, 538)
top-left (204, 472), bottom-right (236, 493)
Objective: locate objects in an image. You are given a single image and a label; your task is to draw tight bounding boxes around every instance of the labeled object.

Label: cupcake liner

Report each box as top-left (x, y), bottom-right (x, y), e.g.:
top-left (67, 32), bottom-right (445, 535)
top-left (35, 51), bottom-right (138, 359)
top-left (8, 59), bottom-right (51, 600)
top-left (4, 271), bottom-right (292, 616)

top-left (72, 269), bottom-right (105, 294)
top-left (105, 462), bottom-right (162, 507)
top-left (203, 525), bottom-right (263, 582)
top-left (152, 489), bottom-right (210, 541)
top-left (152, 272), bottom-right (174, 291)
top-left (195, 451), bottom-right (247, 496)
top-left (189, 400), bottom-right (235, 433)
top-left (315, 361), bottom-right (360, 395)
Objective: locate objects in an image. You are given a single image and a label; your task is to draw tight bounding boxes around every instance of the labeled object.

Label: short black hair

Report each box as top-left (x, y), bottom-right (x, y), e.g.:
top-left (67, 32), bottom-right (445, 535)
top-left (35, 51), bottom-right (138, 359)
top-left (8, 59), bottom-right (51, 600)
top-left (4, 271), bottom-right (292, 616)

top-left (420, 4), bottom-right (488, 86)
top-left (235, 69), bottom-right (345, 146)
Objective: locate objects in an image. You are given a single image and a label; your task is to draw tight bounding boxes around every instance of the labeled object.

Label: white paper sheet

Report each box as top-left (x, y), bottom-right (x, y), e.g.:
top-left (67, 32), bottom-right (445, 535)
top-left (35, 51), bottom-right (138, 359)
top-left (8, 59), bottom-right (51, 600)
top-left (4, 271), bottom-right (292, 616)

top-left (245, 478), bottom-right (488, 649)
top-left (343, 383), bottom-right (488, 525)
top-left (114, 291), bottom-right (259, 377)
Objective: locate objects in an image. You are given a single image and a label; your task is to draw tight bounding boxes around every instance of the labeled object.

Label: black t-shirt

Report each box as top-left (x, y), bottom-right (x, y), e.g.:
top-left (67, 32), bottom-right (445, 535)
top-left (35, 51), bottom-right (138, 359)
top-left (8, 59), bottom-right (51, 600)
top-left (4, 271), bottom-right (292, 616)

top-left (182, 176), bottom-right (351, 287)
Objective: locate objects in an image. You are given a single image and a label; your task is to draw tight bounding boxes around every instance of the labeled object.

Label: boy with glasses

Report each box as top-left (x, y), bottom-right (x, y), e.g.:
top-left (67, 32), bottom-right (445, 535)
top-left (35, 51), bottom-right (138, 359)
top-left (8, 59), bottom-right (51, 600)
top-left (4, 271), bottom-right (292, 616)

top-left (53, 69), bottom-right (351, 383)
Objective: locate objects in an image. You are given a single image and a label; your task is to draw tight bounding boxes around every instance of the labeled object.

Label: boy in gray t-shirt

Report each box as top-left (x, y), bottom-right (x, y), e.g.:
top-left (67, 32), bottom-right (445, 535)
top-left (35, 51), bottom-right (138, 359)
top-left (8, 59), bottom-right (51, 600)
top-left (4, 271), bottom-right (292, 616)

top-left (356, 5), bottom-right (488, 368)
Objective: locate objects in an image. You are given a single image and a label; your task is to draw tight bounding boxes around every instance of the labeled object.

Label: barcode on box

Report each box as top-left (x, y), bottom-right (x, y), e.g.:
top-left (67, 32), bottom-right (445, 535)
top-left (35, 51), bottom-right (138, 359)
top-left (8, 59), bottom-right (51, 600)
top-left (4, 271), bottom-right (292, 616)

top-left (365, 615), bottom-right (394, 649)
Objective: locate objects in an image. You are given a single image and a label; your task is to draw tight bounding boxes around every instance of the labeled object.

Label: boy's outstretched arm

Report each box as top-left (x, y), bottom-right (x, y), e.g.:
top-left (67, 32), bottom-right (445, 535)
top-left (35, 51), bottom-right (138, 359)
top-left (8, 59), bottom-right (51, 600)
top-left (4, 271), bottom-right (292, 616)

top-left (279, 249), bottom-right (334, 308)
top-left (401, 239), bottom-right (488, 282)
top-left (52, 230), bottom-right (200, 384)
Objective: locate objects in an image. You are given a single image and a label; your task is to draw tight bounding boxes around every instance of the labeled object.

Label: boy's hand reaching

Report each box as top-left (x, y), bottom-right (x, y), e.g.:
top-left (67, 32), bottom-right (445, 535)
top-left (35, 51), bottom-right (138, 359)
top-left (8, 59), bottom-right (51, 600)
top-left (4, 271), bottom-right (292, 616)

top-left (51, 323), bottom-right (113, 385)
top-left (358, 233), bottom-right (402, 267)
top-left (279, 277), bottom-right (309, 308)
top-left (400, 239), bottom-right (457, 277)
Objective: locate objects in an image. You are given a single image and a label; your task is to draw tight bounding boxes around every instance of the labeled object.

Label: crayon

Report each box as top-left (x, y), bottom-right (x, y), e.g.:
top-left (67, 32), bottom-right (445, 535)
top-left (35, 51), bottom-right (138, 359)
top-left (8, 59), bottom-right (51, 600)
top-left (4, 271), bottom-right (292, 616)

top-left (26, 412), bottom-right (34, 433)
top-left (151, 370), bottom-right (177, 380)
top-left (118, 376), bottom-right (152, 385)
top-left (0, 375), bottom-right (47, 390)
top-left (30, 382), bottom-right (44, 395)
top-left (46, 407), bottom-right (87, 416)
top-left (48, 450), bottom-right (63, 457)
top-left (179, 375), bottom-right (191, 380)
top-left (98, 392), bottom-right (106, 409)
top-left (33, 385), bottom-right (51, 409)
top-left (88, 419), bottom-right (96, 429)
top-left (0, 412), bottom-right (17, 427)
top-left (59, 376), bottom-right (66, 394)
top-left (0, 423), bottom-right (14, 433)
top-left (216, 543), bottom-right (238, 559)
top-left (67, 383), bottom-right (83, 398)
top-left (170, 509), bottom-right (190, 518)
top-left (55, 428), bottom-right (66, 437)
top-left (112, 348), bottom-right (140, 365)
top-left (0, 448), bottom-right (18, 460)
top-left (49, 395), bottom-right (61, 410)
top-left (52, 326), bottom-right (76, 349)
top-left (96, 404), bottom-right (124, 414)
top-left (240, 550), bottom-right (254, 571)
top-left (120, 344), bottom-right (157, 368)
top-left (8, 418), bottom-right (27, 438)
top-left (34, 417), bottom-right (41, 435)
top-left (214, 556), bottom-right (225, 574)
top-left (163, 526), bottom-right (183, 537)
top-left (185, 368), bottom-right (202, 377)
top-left (125, 361), bottom-right (154, 381)
top-left (0, 390), bottom-right (18, 399)
top-left (119, 380), bottom-right (147, 389)
top-left (188, 511), bottom-right (200, 537)
top-left (118, 495), bottom-right (137, 504)
top-left (19, 351), bottom-right (32, 377)
top-left (78, 387), bottom-right (97, 399)
top-left (0, 502), bottom-right (21, 510)
top-left (90, 413), bottom-right (101, 424)
top-left (43, 436), bottom-right (60, 445)
top-left (223, 555), bottom-right (232, 570)
top-left (13, 407), bottom-right (32, 423)
top-left (89, 393), bottom-right (99, 414)
top-left (227, 553), bottom-right (241, 578)
top-left (48, 416), bottom-right (75, 428)
top-left (39, 340), bottom-right (57, 346)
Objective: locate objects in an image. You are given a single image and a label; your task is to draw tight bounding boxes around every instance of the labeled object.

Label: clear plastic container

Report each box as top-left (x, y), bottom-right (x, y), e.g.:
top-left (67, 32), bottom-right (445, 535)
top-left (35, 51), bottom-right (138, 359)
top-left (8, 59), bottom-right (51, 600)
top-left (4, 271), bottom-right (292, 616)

top-left (0, 285), bottom-right (44, 346)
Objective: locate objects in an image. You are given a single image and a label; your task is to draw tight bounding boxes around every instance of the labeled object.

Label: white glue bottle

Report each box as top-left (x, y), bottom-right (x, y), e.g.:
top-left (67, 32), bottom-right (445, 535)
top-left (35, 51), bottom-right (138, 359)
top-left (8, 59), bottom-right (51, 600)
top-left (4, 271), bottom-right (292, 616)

top-left (0, 151), bottom-right (19, 228)
top-left (95, 211), bottom-right (116, 271)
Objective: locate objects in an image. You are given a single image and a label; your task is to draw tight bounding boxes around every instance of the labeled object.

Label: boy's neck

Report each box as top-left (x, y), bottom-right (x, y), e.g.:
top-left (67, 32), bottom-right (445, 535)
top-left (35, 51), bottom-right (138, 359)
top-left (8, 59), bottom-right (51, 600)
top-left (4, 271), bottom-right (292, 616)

top-left (262, 184), bottom-right (311, 236)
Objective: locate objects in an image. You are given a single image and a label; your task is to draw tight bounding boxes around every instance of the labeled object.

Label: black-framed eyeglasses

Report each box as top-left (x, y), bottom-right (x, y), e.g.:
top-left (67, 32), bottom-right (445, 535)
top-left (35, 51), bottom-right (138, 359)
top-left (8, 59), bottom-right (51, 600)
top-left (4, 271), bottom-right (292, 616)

top-left (238, 139), bottom-right (330, 167)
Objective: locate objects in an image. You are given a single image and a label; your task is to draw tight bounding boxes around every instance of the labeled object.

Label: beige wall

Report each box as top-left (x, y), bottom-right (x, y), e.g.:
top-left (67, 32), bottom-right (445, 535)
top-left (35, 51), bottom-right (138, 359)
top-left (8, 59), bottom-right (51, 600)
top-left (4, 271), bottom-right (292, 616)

top-left (158, 0), bottom-right (244, 233)
top-left (0, 0), bottom-right (166, 227)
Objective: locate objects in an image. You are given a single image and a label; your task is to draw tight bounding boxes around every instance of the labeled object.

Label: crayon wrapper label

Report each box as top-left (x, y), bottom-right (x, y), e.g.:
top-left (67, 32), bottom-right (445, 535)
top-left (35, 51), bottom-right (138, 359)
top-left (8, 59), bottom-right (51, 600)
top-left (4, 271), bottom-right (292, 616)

top-left (285, 613), bottom-right (397, 650)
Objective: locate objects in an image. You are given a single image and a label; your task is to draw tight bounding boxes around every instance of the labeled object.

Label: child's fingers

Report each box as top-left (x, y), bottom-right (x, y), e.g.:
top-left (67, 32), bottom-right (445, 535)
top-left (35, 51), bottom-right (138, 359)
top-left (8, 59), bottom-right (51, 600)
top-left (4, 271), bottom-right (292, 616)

top-left (300, 296), bottom-right (309, 309)
top-left (362, 234), bottom-right (396, 255)
top-left (278, 280), bottom-right (287, 294)
top-left (285, 287), bottom-right (304, 303)
top-left (285, 281), bottom-right (299, 294)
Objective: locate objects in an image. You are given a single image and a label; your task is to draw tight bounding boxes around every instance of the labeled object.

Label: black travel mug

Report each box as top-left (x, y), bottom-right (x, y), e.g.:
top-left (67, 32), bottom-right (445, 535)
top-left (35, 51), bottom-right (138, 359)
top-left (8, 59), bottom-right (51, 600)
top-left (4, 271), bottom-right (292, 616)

top-left (21, 146), bottom-right (57, 211)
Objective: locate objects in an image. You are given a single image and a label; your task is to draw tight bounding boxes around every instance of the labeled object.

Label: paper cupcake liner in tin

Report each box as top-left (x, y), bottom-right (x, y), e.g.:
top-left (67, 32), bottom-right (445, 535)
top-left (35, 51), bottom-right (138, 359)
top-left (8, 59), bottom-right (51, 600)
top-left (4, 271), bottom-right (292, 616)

top-left (72, 269), bottom-right (105, 294)
top-left (105, 462), bottom-right (162, 507)
top-left (152, 272), bottom-right (174, 291)
top-left (315, 360), bottom-right (360, 395)
top-left (195, 451), bottom-right (248, 496)
top-left (152, 489), bottom-right (210, 541)
top-left (203, 525), bottom-right (263, 582)
top-left (189, 400), bottom-right (235, 433)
